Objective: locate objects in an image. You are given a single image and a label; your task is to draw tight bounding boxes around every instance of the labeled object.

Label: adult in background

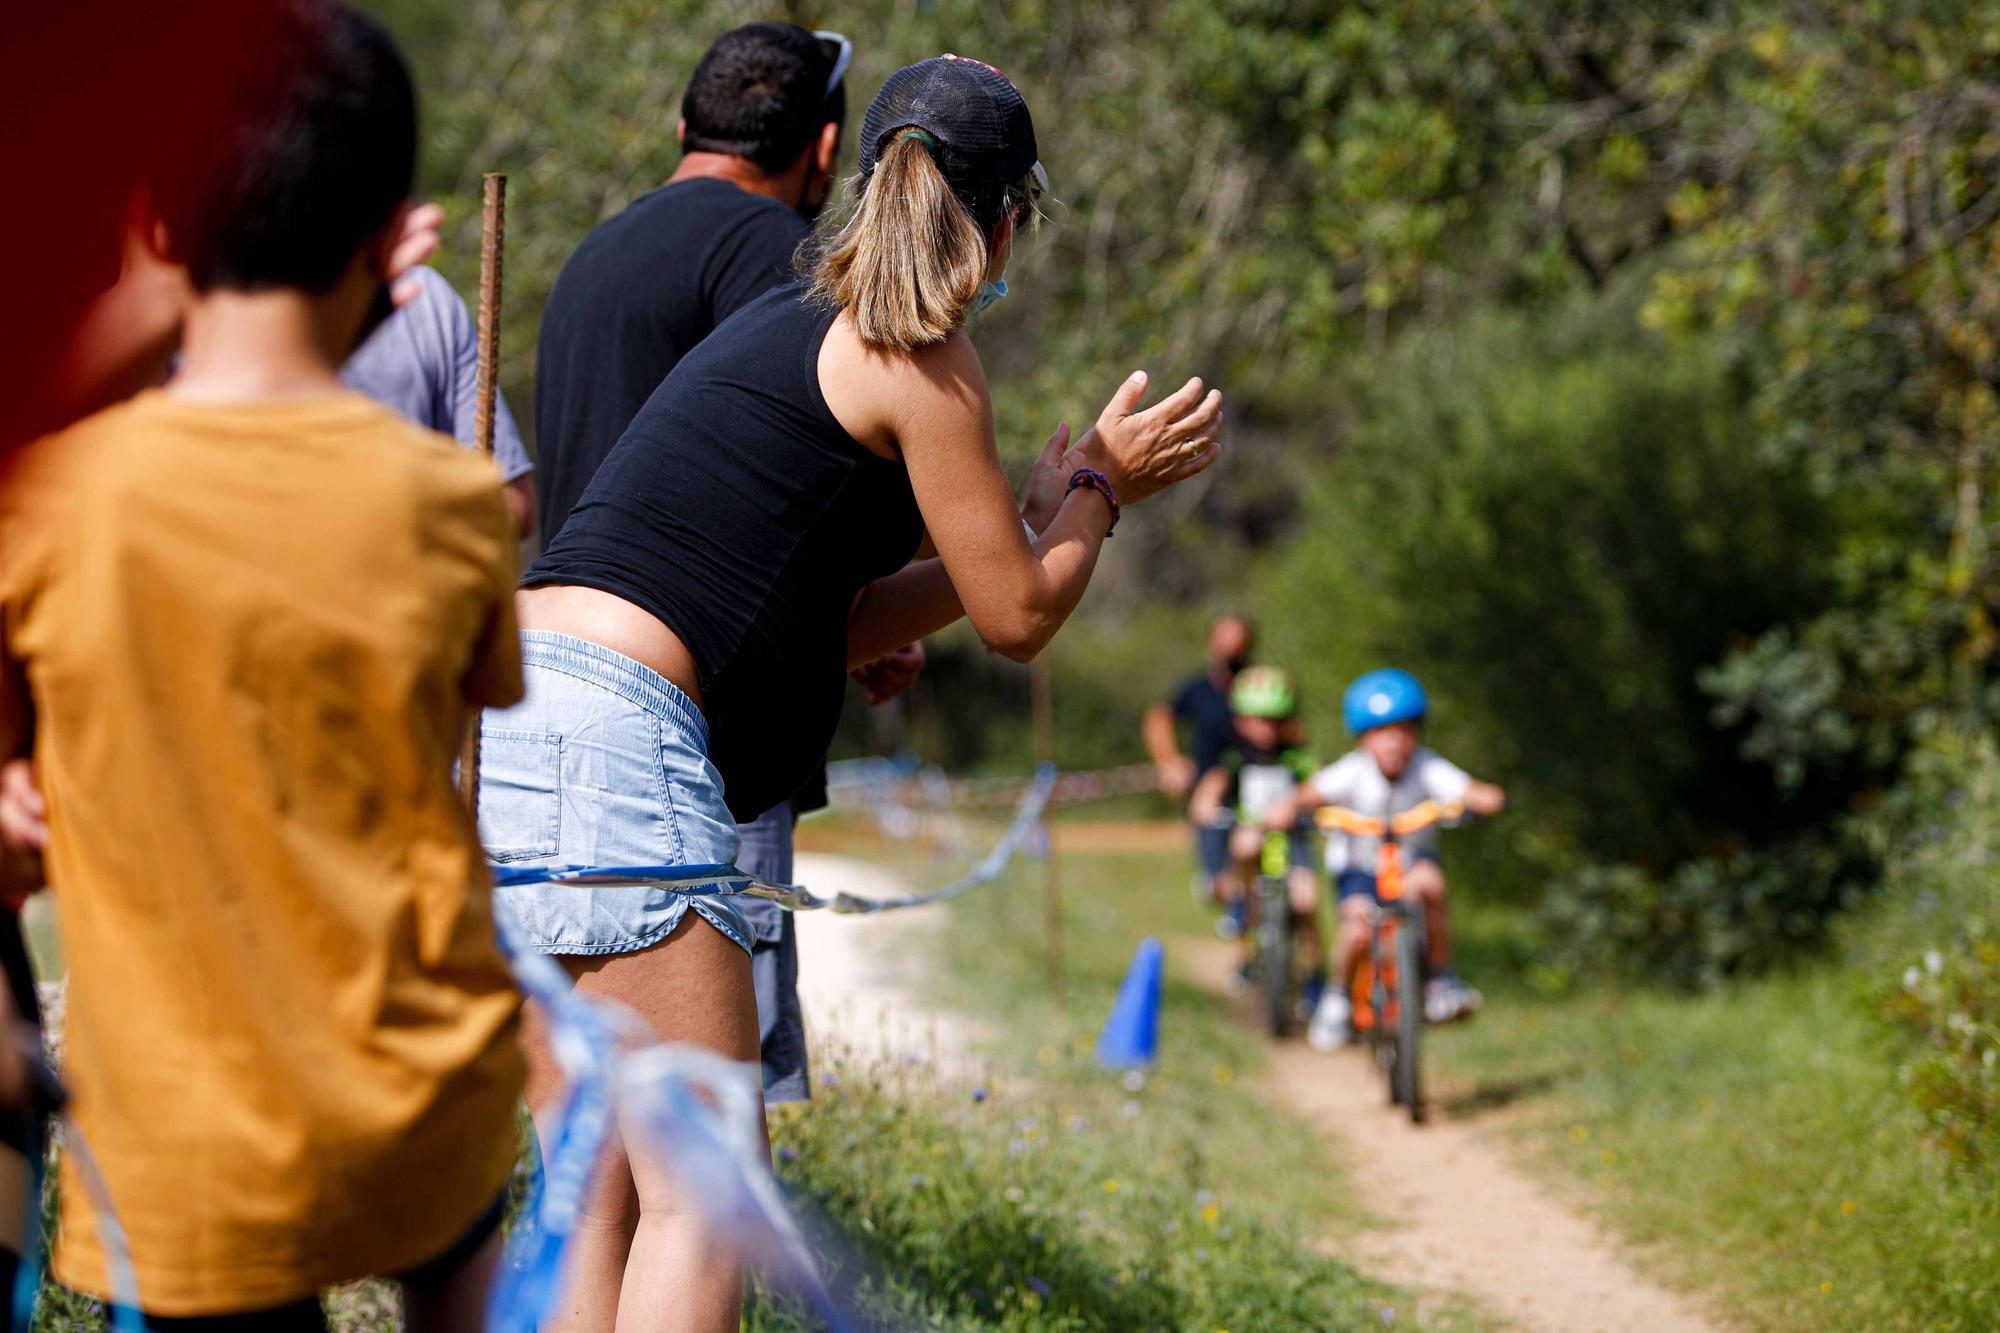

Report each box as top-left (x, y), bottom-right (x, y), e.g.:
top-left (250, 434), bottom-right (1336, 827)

top-left (482, 55), bottom-right (1223, 1329)
top-left (1143, 612), bottom-right (1256, 928)
top-left (528, 22), bottom-right (915, 1107)
top-left (534, 21), bottom-right (847, 540)
top-left (343, 264), bottom-right (538, 537)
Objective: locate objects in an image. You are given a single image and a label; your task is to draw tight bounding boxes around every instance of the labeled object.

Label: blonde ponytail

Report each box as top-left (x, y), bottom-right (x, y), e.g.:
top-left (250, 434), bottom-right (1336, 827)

top-left (809, 134), bottom-right (992, 351)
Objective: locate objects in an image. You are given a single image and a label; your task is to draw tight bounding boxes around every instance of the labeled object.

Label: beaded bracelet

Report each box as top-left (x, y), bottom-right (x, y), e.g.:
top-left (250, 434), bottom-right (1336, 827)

top-left (1066, 467), bottom-right (1120, 536)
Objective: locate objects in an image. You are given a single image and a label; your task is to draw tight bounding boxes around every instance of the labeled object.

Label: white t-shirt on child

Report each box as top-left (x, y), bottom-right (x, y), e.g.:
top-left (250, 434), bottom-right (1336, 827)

top-left (1309, 746), bottom-right (1472, 875)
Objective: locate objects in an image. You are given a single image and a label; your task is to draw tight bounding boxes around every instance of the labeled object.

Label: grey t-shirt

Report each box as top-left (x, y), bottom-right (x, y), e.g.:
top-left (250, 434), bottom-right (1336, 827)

top-left (341, 266), bottom-right (533, 482)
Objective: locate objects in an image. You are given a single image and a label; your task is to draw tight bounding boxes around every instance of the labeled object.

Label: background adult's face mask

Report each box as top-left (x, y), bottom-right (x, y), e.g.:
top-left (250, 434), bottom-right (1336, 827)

top-left (968, 277), bottom-right (1008, 319)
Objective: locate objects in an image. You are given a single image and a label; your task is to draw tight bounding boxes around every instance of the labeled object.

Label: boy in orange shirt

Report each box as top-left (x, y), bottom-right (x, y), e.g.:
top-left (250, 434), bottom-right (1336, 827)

top-left (0, 3), bottom-right (524, 1324)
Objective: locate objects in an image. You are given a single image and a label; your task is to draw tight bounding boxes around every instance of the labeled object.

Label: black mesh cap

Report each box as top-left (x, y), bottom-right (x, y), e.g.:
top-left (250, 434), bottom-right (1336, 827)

top-left (858, 54), bottom-right (1040, 192)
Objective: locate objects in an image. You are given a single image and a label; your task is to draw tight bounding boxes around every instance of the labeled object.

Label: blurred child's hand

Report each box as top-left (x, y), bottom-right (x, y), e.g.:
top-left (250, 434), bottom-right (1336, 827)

top-left (388, 202), bottom-right (446, 307)
top-left (0, 759), bottom-right (47, 856)
top-left (851, 642), bottom-right (926, 705)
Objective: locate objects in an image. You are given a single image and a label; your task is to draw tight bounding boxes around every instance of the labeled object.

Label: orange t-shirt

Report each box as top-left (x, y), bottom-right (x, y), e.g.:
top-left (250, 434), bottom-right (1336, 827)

top-left (0, 390), bottom-right (526, 1315)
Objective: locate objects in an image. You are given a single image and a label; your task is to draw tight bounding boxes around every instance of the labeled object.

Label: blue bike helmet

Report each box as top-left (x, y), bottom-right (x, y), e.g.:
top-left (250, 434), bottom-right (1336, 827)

top-left (1343, 668), bottom-right (1428, 735)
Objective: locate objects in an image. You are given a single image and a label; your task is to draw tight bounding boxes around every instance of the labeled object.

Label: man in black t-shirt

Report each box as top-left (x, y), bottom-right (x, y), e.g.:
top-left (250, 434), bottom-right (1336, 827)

top-left (532, 24), bottom-right (900, 1108)
top-left (1143, 613), bottom-right (1256, 913)
top-left (535, 23), bottom-right (848, 543)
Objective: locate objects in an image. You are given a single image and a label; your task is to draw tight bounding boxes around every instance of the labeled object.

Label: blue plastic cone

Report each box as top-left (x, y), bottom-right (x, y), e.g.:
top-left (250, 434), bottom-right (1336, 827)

top-left (1096, 938), bottom-right (1164, 1068)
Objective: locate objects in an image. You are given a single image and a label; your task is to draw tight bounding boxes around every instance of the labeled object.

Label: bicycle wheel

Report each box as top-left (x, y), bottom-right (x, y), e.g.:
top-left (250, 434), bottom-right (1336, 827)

top-left (1395, 907), bottom-right (1426, 1121)
top-left (1259, 876), bottom-right (1291, 1037)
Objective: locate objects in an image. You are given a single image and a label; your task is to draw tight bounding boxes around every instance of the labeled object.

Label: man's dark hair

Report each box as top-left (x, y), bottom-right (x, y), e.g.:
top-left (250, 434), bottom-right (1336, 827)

top-left (681, 23), bottom-right (847, 175)
top-left (155, 1), bottom-right (416, 293)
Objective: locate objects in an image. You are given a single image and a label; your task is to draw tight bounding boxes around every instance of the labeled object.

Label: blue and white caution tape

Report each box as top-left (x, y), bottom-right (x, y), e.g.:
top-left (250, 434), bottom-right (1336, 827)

top-left (484, 929), bottom-right (624, 1333)
top-left (493, 763), bottom-right (1057, 914)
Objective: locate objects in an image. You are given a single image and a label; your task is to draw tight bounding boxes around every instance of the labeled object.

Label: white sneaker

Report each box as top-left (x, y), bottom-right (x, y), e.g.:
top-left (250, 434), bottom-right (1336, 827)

top-left (1307, 993), bottom-right (1354, 1051)
top-left (1425, 975), bottom-right (1483, 1023)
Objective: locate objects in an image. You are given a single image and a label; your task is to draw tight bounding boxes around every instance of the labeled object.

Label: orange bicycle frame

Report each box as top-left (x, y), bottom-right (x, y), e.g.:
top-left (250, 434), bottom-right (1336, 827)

top-left (1315, 801), bottom-right (1462, 1032)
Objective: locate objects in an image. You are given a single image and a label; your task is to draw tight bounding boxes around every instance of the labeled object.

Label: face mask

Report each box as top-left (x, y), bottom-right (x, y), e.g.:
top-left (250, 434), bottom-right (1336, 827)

top-left (1224, 653), bottom-right (1251, 675)
top-left (968, 277), bottom-right (1009, 319)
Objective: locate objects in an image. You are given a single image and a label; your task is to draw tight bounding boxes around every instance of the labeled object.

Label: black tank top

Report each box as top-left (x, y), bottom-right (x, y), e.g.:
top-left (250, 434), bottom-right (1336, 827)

top-left (525, 283), bottom-right (924, 819)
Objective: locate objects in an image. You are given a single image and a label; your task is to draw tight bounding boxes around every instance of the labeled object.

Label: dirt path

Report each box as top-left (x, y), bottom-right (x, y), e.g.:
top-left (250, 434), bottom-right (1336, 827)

top-left (1181, 936), bottom-right (1721, 1333)
top-left (791, 852), bottom-right (982, 1078)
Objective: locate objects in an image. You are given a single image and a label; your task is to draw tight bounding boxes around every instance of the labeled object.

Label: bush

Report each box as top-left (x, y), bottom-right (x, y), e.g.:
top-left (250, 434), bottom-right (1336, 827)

top-left (1878, 921), bottom-right (2000, 1168)
top-left (1534, 833), bottom-right (1867, 990)
top-left (1256, 304), bottom-right (1843, 921)
top-left (1852, 740), bottom-right (2000, 1168)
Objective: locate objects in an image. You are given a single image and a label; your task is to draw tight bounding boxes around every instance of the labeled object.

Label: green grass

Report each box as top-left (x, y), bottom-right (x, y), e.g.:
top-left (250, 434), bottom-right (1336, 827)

top-left (1427, 896), bottom-right (2000, 1331)
top-left (751, 844), bottom-right (1475, 1331)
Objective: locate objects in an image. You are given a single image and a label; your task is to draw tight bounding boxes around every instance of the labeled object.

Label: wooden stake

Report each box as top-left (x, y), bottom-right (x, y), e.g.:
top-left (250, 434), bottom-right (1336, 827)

top-left (1032, 655), bottom-right (1065, 1004)
top-left (459, 173), bottom-right (506, 814)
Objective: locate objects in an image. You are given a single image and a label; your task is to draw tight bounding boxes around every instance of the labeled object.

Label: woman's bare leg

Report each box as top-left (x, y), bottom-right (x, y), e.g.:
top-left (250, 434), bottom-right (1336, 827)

top-left (520, 915), bottom-right (761, 1333)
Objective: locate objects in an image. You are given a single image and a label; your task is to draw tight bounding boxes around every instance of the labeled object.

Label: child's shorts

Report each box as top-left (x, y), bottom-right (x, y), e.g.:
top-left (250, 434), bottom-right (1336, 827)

top-left (480, 631), bottom-right (751, 956)
top-left (1336, 849), bottom-right (1443, 902)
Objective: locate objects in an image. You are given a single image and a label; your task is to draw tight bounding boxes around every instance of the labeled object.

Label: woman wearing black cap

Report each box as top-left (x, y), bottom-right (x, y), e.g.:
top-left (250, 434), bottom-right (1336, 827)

top-left (483, 54), bottom-right (1222, 1328)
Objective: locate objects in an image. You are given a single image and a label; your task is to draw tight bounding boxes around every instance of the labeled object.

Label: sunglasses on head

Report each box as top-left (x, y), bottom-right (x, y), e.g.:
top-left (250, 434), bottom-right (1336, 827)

top-left (815, 31), bottom-right (853, 100)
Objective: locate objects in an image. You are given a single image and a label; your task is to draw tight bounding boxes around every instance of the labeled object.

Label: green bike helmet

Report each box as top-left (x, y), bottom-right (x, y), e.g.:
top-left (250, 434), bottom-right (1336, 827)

top-left (1230, 665), bottom-right (1298, 720)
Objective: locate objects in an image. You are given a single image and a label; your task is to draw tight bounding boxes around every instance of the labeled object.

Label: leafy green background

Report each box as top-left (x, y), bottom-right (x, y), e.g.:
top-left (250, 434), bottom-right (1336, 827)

top-left (375, 0), bottom-right (2000, 997)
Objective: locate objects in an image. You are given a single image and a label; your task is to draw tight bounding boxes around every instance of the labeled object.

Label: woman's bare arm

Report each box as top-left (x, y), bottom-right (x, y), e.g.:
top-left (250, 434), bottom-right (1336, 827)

top-left (824, 322), bottom-right (1222, 663)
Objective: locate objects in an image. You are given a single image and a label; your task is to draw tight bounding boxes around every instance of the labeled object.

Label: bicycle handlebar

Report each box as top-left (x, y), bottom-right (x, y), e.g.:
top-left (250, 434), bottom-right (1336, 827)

top-left (1313, 799), bottom-right (1469, 838)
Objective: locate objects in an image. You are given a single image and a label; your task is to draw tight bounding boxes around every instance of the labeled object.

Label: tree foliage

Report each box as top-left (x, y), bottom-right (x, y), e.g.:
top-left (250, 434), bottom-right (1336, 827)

top-left (377, 0), bottom-right (2000, 980)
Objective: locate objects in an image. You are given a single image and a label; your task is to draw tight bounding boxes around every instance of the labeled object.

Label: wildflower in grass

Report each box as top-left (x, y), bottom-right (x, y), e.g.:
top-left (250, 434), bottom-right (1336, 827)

top-left (1201, 1203), bottom-right (1221, 1225)
top-left (1103, 1178), bottom-right (1120, 1193)
top-left (972, 1086), bottom-right (989, 1102)
top-left (1121, 1069), bottom-right (1147, 1092)
top-left (1841, 1199), bottom-right (1857, 1215)
top-left (1069, 1116), bottom-right (1090, 1132)
top-left (1121, 1099), bottom-right (1143, 1119)
top-left (1806, 1218), bottom-right (1821, 1235)
top-left (1003, 1186), bottom-right (1025, 1202)
top-left (1194, 1187), bottom-right (1217, 1206)
top-left (1212, 1063), bottom-right (1235, 1085)
top-left (1600, 1149), bottom-right (1617, 1166)
top-left (1569, 1123), bottom-right (1589, 1143)
top-left (1380, 1309), bottom-right (1398, 1325)
top-left (908, 1174), bottom-right (926, 1187)
top-left (1820, 1280), bottom-right (1833, 1293)
top-left (778, 1146), bottom-right (798, 1163)
top-left (1027, 1276), bottom-right (1051, 1298)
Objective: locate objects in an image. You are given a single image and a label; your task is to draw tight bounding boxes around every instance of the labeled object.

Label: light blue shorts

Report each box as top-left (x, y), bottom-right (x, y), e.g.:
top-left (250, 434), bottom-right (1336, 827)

top-left (478, 630), bottom-right (750, 956)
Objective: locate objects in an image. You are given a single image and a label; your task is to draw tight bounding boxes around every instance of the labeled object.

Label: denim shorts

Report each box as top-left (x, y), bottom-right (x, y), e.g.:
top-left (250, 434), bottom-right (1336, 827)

top-left (478, 631), bottom-right (750, 956)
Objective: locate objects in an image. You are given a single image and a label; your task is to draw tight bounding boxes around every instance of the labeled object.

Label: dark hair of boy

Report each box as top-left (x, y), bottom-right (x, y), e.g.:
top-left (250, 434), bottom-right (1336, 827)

top-left (154, 0), bottom-right (416, 293)
top-left (679, 22), bottom-right (846, 174)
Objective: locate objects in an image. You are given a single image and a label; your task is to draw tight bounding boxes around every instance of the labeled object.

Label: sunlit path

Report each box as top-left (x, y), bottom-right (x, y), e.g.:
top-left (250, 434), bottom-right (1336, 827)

top-left (1181, 935), bottom-right (1721, 1333)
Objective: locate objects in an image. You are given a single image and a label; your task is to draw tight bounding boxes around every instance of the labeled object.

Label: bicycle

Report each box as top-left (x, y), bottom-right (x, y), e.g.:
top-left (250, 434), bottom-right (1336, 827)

top-left (1250, 823), bottom-right (1301, 1037)
top-left (1315, 798), bottom-right (1467, 1123)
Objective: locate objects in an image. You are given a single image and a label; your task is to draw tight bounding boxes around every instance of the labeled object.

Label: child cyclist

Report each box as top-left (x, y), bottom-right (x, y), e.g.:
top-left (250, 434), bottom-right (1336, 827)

top-left (1189, 667), bottom-right (1327, 1010)
top-left (0, 5), bottom-right (525, 1324)
top-left (1271, 669), bottom-right (1505, 1052)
